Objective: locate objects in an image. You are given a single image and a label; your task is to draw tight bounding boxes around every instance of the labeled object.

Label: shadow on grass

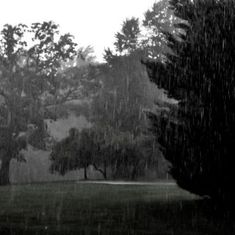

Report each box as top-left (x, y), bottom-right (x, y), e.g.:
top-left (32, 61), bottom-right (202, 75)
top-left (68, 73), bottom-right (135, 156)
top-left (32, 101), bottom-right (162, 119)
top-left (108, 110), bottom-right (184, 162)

top-left (1, 198), bottom-right (235, 235)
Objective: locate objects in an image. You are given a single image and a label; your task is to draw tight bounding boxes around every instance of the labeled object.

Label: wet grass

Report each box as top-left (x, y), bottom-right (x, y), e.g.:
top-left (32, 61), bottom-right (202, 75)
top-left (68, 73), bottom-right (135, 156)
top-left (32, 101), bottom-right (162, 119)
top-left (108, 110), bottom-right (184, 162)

top-left (0, 181), bottom-right (234, 235)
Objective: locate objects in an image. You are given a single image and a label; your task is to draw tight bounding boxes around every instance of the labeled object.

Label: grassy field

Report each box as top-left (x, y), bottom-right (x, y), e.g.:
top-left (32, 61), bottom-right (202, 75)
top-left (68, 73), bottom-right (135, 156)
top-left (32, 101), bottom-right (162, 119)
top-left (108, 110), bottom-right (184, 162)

top-left (0, 181), bottom-right (234, 235)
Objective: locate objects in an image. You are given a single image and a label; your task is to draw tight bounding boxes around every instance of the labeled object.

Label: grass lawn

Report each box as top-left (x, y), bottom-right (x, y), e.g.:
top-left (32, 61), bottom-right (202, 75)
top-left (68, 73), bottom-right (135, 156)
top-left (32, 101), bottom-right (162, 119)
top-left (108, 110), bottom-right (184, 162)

top-left (0, 181), bottom-right (234, 235)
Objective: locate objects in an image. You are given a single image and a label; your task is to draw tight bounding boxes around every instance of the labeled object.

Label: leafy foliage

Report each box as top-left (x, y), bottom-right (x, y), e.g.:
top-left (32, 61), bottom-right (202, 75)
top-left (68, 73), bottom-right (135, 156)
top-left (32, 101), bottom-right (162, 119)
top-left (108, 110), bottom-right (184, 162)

top-left (145, 0), bottom-right (235, 202)
top-left (142, 0), bottom-right (178, 60)
top-left (50, 126), bottom-right (157, 180)
top-left (0, 21), bottom-right (80, 185)
top-left (114, 18), bottom-right (140, 54)
top-left (92, 52), bottom-right (152, 135)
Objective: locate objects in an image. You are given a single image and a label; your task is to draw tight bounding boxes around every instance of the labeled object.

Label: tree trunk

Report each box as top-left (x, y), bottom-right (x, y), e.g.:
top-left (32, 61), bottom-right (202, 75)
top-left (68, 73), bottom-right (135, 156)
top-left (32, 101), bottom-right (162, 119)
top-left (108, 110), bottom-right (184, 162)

top-left (84, 166), bottom-right (88, 180)
top-left (93, 163), bottom-right (107, 179)
top-left (103, 161), bottom-right (107, 179)
top-left (131, 168), bottom-right (137, 180)
top-left (0, 109), bottom-right (14, 186)
top-left (131, 163), bottom-right (138, 180)
top-left (0, 154), bottom-right (11, 185)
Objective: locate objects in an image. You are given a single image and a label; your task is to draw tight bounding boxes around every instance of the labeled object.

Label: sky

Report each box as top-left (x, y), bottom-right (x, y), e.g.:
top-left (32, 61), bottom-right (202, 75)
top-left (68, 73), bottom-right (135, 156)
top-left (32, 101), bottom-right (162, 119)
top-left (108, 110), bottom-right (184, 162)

top-left (0, 0), bottom-right (157, 62)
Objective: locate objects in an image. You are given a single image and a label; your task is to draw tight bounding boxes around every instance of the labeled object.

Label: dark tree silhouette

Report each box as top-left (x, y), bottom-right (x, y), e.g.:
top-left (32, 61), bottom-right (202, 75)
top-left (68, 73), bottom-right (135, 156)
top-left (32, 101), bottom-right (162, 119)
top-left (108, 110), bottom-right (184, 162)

top-left (144, 0), bottom-right (235, 203)
top-left (50, 128), bottom-right (93, 180)
top-left (50, 127), bottom-right (111, 180)
top-left (50, 126), bottom-right (157, 180)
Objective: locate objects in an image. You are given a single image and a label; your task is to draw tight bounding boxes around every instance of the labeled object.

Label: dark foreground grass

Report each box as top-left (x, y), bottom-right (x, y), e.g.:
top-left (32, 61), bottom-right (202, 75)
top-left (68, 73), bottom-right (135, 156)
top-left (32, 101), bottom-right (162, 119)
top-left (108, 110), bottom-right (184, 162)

top-left (0, 181), bottom-right (234, 235)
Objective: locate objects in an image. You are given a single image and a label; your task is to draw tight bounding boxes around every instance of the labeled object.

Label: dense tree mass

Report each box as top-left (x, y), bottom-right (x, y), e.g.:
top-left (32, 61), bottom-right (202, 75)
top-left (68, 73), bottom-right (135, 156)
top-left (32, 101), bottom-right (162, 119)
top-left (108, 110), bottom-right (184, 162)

top-left (49, 5), bottom-right (173, 179)
top-left (0, 22), bottom-right (91, 185)
top-left (50, 126), bottom-right (157, 180)
top-left (3, 0), bottom-right (233, 200)
top-left (144, 0), bottom-right (235, 203)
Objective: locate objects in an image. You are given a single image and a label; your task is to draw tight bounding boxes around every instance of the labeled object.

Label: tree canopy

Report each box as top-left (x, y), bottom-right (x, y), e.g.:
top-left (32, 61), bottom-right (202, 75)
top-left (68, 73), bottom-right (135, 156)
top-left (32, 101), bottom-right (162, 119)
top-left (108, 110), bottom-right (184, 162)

top-left (144, 0), bottom-right (235, 203)
top-left (0, 21), bottom-right (84, 185)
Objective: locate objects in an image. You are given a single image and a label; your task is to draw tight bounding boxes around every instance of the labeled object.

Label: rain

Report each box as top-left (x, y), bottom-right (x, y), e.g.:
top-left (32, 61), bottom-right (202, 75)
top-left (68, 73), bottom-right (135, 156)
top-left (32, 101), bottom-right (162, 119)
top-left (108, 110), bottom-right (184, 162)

top-left (0, 0), bottom-right (235, 234)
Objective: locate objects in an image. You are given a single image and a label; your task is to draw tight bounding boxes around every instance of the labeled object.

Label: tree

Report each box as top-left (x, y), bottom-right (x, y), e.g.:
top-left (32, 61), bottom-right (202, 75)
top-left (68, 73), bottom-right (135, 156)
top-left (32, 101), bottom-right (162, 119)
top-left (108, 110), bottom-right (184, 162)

top-left (0, 22), bottom-right (78, 185)
top-left (92, 53), bottom-right (152, 135)
top-left (50, 7), bottom-right (176, 181)
top-left (89, 54), bottom-right (162, 178)
top-left (50, 124), bottom-right (158, 180)
top-left (89, 126), bottom-right (115, 179)
top-left (89, 15), bottom-right (166, 179)
top-left (142, 0), bottom-right (177, 60)
top-left (108, 131), bottom-right (158, 180)
top-left (100, 2), bottom-right (180, 136)
top-left (50, 127), bottom-right (112, 180)
top-left (144, 0), bottom-right (235, 203)
top-left (50, 128), bottom-right (93, 180)
top-left (90, 127), bottom-right (156, 180)
top-left (114, 17), bottom-right (140, 55)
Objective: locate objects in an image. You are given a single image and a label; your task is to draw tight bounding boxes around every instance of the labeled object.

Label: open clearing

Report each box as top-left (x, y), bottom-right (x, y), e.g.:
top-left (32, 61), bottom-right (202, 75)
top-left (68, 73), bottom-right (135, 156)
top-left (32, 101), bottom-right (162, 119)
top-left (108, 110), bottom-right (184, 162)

top-left (0, 181), bottom-right (234, 235)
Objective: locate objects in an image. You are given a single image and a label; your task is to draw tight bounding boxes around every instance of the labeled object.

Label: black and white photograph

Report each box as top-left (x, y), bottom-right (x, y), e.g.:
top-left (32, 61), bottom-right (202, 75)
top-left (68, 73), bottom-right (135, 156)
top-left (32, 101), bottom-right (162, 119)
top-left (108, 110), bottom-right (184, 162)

top-left (0, 0), bottom-right (235, 234)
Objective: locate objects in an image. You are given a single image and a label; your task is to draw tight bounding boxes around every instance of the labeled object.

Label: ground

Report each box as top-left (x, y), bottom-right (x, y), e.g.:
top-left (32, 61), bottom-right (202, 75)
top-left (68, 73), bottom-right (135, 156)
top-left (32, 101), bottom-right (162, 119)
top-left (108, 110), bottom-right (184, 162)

top-left (0, 181), bottom-right (234, 235)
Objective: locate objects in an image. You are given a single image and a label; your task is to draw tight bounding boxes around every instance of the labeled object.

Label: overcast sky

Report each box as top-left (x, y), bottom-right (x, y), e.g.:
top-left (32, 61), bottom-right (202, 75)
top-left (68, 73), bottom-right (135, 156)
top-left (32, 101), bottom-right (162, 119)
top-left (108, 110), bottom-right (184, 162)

top-left (0, 0), bottom-right (157, 61)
